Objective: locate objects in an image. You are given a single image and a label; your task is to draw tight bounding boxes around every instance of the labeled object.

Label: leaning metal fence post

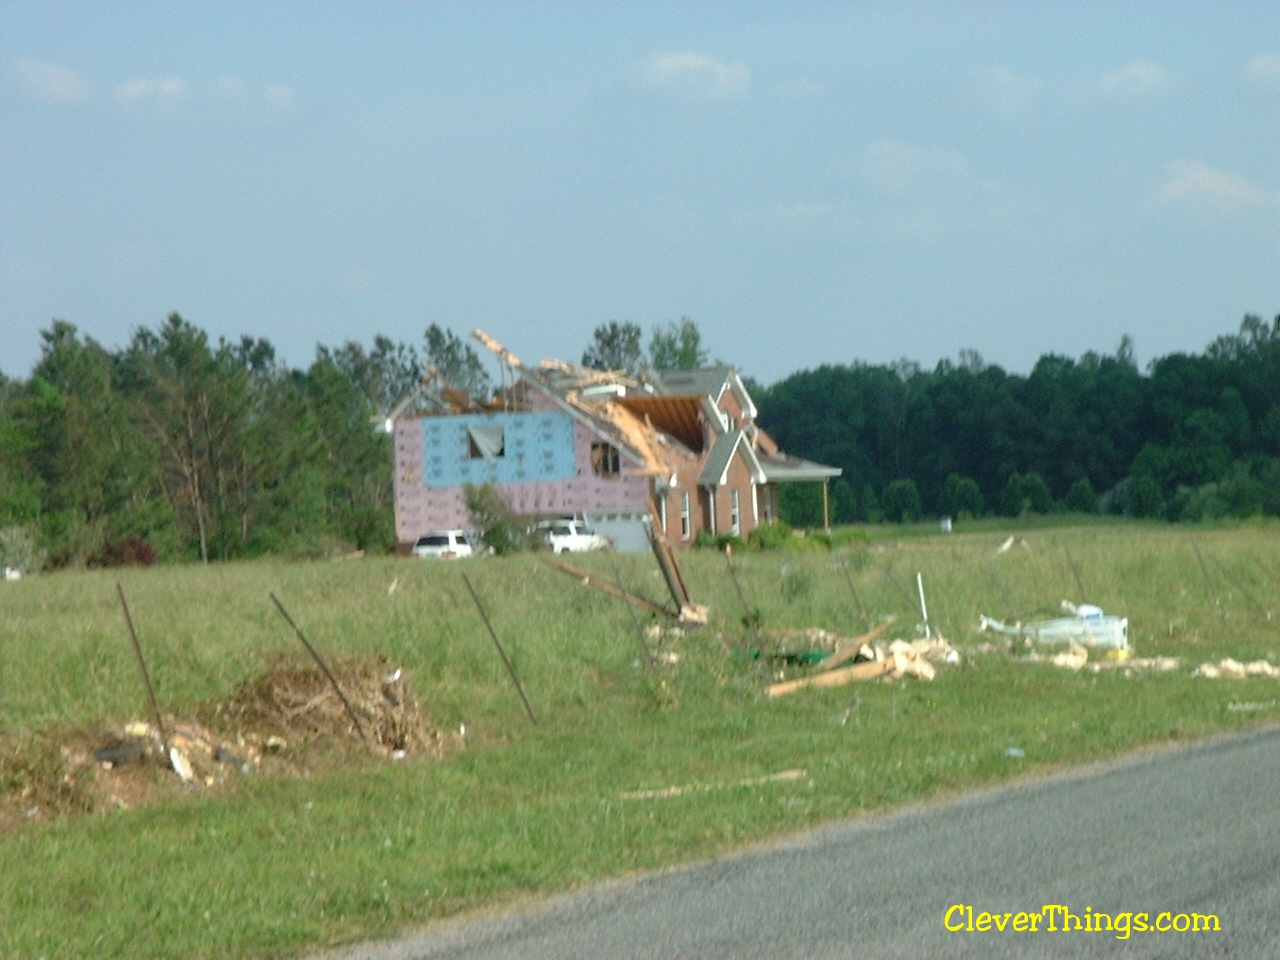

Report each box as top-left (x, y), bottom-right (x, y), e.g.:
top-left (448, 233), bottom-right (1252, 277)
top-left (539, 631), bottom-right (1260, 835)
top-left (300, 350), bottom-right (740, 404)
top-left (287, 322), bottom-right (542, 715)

top-left (269, 592), bottom-right (369, 743)
top-left (116, 582), bottom-right (170, 761)
top-left (461, 572), bottom-right (537, 725)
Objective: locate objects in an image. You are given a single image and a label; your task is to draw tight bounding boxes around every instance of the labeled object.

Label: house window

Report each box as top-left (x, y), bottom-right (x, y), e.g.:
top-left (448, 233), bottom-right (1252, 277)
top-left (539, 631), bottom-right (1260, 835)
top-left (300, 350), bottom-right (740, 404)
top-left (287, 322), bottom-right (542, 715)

top-left (591, 442), bottom-right (621, 478)
top-left (680, 491), bottom-right (691, 540)
top-left (468, 425), bottom-right (505, 460)
top-left (658, 494), bottom-right (668, 534)
top-left (730, 489), bottom-right (741, 536)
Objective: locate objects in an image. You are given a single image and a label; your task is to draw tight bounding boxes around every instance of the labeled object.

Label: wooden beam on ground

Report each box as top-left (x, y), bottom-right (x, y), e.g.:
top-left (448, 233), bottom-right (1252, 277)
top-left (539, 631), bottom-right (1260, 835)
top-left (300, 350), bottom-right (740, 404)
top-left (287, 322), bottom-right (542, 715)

top-left (540, 556), bottom-right (674, 619)
top-left (765, 659), bottom-right (895, 699)
top-left (815, 615), bottom-right (897, 672)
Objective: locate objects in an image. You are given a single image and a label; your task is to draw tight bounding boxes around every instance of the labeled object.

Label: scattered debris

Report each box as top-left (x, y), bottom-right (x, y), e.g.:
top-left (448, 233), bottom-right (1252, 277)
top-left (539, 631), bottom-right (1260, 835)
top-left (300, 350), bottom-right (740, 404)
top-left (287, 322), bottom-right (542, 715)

top-left (1227, 700), bottom-right (1279, 713)
top-left (1021, 643), bottom-right (1180, 675)
top-left (1004, 747), bottom-right (1025, 759)
top-left (1193, 659), bottom-right (1280, 679)
top-left (2, 654), bottom-right (454, 831)
top-left (979, 600), bottom-right (1129, 650)
top-left (814, 617), bottom-right (898, 672)
top-left (270, 592), bottom-right (370, 742)
top-left (764, 626), bottom-right (958, 698)
top-left (621, 768), bottom-right (806, 800)
top-left (996, 536), bottom-right (1030, 554)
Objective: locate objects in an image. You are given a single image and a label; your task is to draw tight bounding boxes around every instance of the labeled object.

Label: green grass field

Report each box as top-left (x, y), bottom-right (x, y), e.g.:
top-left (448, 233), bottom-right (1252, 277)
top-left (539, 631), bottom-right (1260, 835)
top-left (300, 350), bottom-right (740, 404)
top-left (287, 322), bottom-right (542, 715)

top-left (2, 520), bottom-right (1278, 959)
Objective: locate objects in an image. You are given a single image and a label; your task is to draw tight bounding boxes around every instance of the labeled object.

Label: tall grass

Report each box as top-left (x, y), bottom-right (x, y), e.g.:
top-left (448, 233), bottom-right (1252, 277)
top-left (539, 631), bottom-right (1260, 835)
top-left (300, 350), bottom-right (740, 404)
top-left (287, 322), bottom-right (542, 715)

top-left (1, 521), bottom-right (1277, 959)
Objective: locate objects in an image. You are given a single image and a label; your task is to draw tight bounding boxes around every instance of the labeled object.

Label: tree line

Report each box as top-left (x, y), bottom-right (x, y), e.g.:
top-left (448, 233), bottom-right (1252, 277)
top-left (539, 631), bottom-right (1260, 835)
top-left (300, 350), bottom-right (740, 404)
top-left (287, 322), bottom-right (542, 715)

top-left (755, 315), bottom-right (1280, 527)
top-left (0, 312), bottom-right (1275, 570)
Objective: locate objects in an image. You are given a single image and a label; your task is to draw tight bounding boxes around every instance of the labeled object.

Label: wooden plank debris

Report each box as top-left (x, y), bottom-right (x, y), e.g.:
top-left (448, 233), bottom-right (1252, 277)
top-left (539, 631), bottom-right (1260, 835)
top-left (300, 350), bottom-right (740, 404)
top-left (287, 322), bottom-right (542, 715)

top-left (539, 556), bottom-right (672, 618)
top-left (765, 660), bottom-right (894, 699)
top-left (814, 616), bottom-right (897, 672)
top-left (647, 512), bottom-right (708, 625)
top-left (620, 768), bottom-right (806, 800)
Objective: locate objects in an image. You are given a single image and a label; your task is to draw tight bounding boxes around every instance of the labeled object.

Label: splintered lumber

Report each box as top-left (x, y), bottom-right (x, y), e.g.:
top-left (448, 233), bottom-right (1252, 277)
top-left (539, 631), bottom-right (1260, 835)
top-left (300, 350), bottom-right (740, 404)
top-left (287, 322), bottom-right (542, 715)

top-left (815, 616), bottom-right (897, 672)
top-left (540, 556), bottom-right (673, 618)
top-left (765, 659), bottom-right (894, 698)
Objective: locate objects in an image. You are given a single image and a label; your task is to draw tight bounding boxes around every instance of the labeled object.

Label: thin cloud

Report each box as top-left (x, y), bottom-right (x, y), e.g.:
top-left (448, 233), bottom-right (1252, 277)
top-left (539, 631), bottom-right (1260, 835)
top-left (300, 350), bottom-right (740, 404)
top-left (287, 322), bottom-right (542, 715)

top-left (219, 76), bottom-right (295, 109)
top-left (637, 51), bottom-right (750, 100)
top-left (771, 78), bottom-right (825, 101)
top-left (218, 75), bottom-right (250, 99)
top-left (1158, 161), bottom-right (1280, 214)
top-left (1242, 53), bottom-right (1280, 86)
top-left (264, 83), bottom-right (296, 110)
top-left (1085, 60), bottom-right (1170, 99)
top-left (973, 66), bottom-right (1041, 115)
top-left (115, 76), bottom-right (190, 103)
top-left (857, 139), bottom-right (968, 195)
top-left (12, 58), bottom-right (95, 103)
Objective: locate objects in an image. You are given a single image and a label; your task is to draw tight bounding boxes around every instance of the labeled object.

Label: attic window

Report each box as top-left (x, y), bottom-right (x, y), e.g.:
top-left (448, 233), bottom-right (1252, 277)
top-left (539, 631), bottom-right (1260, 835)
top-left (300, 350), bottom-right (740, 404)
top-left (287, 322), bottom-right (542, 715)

top-left (468, 425), bottom-right (505, 460)
top-left (591, 442), bottom-right (621, 478)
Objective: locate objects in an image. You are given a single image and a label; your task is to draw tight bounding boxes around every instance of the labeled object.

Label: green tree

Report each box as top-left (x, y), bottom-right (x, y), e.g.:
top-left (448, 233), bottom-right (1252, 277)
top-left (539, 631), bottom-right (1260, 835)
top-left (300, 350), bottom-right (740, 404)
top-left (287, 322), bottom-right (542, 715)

top-left (582, 321), bottom-right (643, 373)
top-left (861, 483), bottom-right (881, 523)
top-left (297, 357), bottom-right (394, 553)
top-left (0, 376), bottom-right (43, 525)
top-left (29, 321), bottom-right (167, 564)
top-left (881, 478), bottom-right (922, 523)
top-left (648, 317), bottom-right (707, 370)
top-left (1063, 477), bottom-right (1097, 513)
top-left (464, 483), bottom-right (529, 554)
top-left (942, 474), bottom-right (983, 519)
top-left (424, 324), bottom-right (491, 398)
top-left (318, 334), bottom-right (422, 415)
top-left (830, 478), bottom-right (857, 524)
top-left (121, 314), bottom-right (256, 562)
top-left (777, 483), bottom-right (825, 528)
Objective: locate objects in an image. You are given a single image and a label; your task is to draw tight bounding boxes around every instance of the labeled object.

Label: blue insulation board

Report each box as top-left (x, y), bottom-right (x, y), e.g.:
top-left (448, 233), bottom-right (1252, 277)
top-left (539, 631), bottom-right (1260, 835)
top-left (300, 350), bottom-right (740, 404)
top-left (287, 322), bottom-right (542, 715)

top-left (421, 412), bottom-right (578, 487)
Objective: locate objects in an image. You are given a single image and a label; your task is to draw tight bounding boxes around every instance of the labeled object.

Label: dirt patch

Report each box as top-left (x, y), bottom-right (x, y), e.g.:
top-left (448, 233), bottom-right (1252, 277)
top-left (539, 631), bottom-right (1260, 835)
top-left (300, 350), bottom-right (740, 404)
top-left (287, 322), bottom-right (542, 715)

top-left (0, 654), bottom-right (455, 832)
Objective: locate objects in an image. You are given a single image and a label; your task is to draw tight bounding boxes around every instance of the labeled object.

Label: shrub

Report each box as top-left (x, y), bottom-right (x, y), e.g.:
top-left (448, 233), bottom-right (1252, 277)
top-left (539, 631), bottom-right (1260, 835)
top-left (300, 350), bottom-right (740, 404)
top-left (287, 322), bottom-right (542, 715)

top-left (99, 537), bottom-right (157, 568)
top-left (695, 530), bottom-right (746, 551)
top-left (882, 478), bottom-right (922, 523)
top-left (0, 525), bottom-right (44, 575)
top-left (747, 521), bottom-right (794, 551)
top-left (464, 483), bottom-right (532, 554)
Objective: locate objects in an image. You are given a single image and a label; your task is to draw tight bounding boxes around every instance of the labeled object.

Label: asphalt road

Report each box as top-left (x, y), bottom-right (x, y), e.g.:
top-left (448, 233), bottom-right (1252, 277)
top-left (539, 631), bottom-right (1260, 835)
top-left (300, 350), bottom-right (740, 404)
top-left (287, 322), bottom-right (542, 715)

top-left (318, 724), bottom-right (1280, 960)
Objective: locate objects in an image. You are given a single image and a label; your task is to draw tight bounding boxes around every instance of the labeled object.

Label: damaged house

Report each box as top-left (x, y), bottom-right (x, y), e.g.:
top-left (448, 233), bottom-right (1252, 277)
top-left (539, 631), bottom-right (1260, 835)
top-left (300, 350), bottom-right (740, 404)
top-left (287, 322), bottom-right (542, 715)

top-left (392, 331), bottom-right (840, 550)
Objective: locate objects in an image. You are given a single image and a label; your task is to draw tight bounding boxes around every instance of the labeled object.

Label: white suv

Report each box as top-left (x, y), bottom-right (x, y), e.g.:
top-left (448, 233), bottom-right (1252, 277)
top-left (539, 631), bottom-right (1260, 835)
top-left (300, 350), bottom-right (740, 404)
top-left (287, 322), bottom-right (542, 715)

top-left (411, 530), bottom-right (476, 559)
top-left (533, 519), bottom-right (611, 554)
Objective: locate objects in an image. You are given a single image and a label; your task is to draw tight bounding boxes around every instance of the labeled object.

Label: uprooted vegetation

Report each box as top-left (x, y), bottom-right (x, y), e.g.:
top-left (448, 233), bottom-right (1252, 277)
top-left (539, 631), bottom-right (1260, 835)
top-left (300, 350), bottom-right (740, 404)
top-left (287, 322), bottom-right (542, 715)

top-left (0, 654), bottom-right (455, 832)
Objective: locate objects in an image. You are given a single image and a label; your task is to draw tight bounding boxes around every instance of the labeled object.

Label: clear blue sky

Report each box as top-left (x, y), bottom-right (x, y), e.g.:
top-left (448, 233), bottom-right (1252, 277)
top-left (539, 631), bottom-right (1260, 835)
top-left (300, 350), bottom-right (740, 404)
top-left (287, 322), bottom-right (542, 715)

top-left (3, 2), bottom-right (1277, 387)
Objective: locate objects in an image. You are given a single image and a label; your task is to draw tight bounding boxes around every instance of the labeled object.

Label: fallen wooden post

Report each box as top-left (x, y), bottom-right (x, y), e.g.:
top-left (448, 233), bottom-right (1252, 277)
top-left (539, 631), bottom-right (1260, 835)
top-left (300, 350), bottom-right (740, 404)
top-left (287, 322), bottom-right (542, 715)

top-left (540, 556), bottom-right (672, 619)
top-left (765, 659), bottom-right (895, 699)
top-left (814, 615), bottom-right (897, 672)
